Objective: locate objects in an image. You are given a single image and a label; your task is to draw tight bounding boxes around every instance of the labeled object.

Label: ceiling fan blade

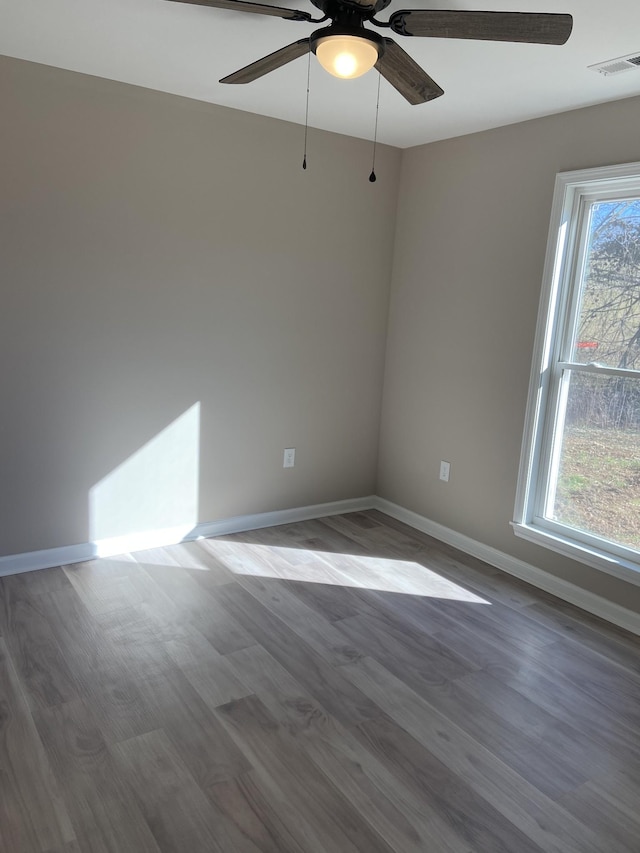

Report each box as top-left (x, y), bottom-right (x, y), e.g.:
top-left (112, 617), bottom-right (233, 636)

top-left (220, 39), bottom-right (310, 83)
top-left (388, 10), bottom-right (573, 45)
top-left (376, 38), bottom-right (443, 105)
top-left (165, 0), bottom-right (313, 23)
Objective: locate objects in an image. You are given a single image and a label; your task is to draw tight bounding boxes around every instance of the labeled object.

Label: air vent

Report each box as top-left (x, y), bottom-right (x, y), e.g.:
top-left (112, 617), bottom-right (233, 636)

top-left (589, 52), bottom-right (640, 76)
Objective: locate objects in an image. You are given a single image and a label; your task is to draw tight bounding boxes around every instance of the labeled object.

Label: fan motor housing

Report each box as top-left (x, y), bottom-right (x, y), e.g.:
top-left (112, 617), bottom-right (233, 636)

top-left (310, 25), bottom-right (385, 59)
top-left (310, 0), bottom-right (392, 17)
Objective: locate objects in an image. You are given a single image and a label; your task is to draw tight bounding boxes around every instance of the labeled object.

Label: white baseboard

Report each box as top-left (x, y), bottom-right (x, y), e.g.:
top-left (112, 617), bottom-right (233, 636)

top-left (193, 495), bottom-right (375, 541)
top-left (0, 542), bottom-right (99, 577)
top-left (0, 496), bottom-right (375, 578)
top-left (372, 497), bottom-right (640, 637)
top-left (2, 493), bottom-right (638, 636)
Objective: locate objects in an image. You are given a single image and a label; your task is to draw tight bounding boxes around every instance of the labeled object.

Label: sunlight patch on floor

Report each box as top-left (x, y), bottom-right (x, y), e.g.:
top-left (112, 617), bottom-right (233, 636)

top-left (203, 539), bottom-right (490, 603)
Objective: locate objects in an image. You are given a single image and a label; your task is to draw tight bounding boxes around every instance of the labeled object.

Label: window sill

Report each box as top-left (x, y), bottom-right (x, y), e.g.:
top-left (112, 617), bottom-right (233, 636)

top-left (511, 521), bottom-right (640, 587)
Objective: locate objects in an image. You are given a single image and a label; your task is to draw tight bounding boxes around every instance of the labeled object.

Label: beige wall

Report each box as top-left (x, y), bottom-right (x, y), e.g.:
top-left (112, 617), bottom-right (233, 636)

top-left (378, 94), bottom-right (640, 612)
top-left (0, 56), bottom-right (400, 556)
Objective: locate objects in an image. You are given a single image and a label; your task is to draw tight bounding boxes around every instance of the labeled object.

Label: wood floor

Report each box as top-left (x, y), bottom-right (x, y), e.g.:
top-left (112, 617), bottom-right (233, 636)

top-left (1, 511), bottom-right (640, 853)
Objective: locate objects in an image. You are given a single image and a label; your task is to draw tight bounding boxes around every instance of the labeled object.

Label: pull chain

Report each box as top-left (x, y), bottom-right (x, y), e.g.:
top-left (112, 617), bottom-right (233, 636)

top-left (303, 50), bottom-right (311, 170)
top-left (369, 71), bottom-right (381, 183)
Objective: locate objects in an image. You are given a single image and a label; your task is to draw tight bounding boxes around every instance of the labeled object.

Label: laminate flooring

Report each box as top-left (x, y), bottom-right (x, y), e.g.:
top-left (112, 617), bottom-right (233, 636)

top-left (1, 510), bottom-right (640, 852)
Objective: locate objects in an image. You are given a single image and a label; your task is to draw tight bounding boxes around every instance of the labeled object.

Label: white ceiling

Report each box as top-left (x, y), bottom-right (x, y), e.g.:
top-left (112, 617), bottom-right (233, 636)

top-left (2, 0), bottom-right (640, 147)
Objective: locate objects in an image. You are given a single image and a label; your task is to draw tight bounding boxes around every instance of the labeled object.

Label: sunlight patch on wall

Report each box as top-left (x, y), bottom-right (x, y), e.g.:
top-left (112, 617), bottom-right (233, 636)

top-left (201, 539), bottom-right (490, 603)
top-left (89, 403), bottom-right (200, 556)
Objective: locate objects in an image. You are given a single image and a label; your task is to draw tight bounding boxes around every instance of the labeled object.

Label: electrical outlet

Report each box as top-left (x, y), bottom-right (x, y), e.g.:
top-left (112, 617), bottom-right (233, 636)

top-left (439, 460), bottom-right (451, 482)
top-left (283, 448), bottom-right (295, 468)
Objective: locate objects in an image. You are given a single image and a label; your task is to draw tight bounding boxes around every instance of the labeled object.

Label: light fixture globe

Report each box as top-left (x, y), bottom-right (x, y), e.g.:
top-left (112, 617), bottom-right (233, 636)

top-left (311, 27), bottom-right (384, 80)
top-left (316, 35), bottom-right (377, 79)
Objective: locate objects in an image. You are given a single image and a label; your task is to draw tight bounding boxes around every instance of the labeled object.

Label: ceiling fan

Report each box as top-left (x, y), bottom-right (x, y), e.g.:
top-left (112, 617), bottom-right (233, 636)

top-left (166, 0), bottom-right (573, 104)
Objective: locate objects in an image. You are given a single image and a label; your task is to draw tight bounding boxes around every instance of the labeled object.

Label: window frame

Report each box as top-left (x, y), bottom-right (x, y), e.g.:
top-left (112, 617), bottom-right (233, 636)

top-left (513, 161), bottom-right (640, 587)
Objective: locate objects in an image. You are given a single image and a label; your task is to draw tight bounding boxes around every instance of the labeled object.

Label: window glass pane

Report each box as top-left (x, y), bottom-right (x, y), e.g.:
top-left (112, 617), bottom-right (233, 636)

top-left (572, 199), bottom-right (640, 368)
top-left (547, 371), bottom-right (640, 550)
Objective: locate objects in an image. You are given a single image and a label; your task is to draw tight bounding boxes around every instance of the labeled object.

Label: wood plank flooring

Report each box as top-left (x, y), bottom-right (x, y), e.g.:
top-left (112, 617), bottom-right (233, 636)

top-left (1, 510), bottom-right (639, 852)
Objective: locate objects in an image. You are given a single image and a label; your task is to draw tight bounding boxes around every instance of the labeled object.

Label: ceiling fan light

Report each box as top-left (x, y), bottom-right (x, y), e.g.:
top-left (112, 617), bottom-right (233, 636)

top-left (315, 35), bottom-right (379, 79)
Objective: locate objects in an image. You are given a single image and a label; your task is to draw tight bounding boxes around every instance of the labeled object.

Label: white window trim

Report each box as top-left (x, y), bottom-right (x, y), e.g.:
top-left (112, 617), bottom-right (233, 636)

top-left (513, 161), bottom-right (640, 588)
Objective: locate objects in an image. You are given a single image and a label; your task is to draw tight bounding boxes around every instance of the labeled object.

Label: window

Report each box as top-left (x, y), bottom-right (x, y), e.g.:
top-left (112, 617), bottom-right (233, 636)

top-left (513, 162), bottom-right (640, 585)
